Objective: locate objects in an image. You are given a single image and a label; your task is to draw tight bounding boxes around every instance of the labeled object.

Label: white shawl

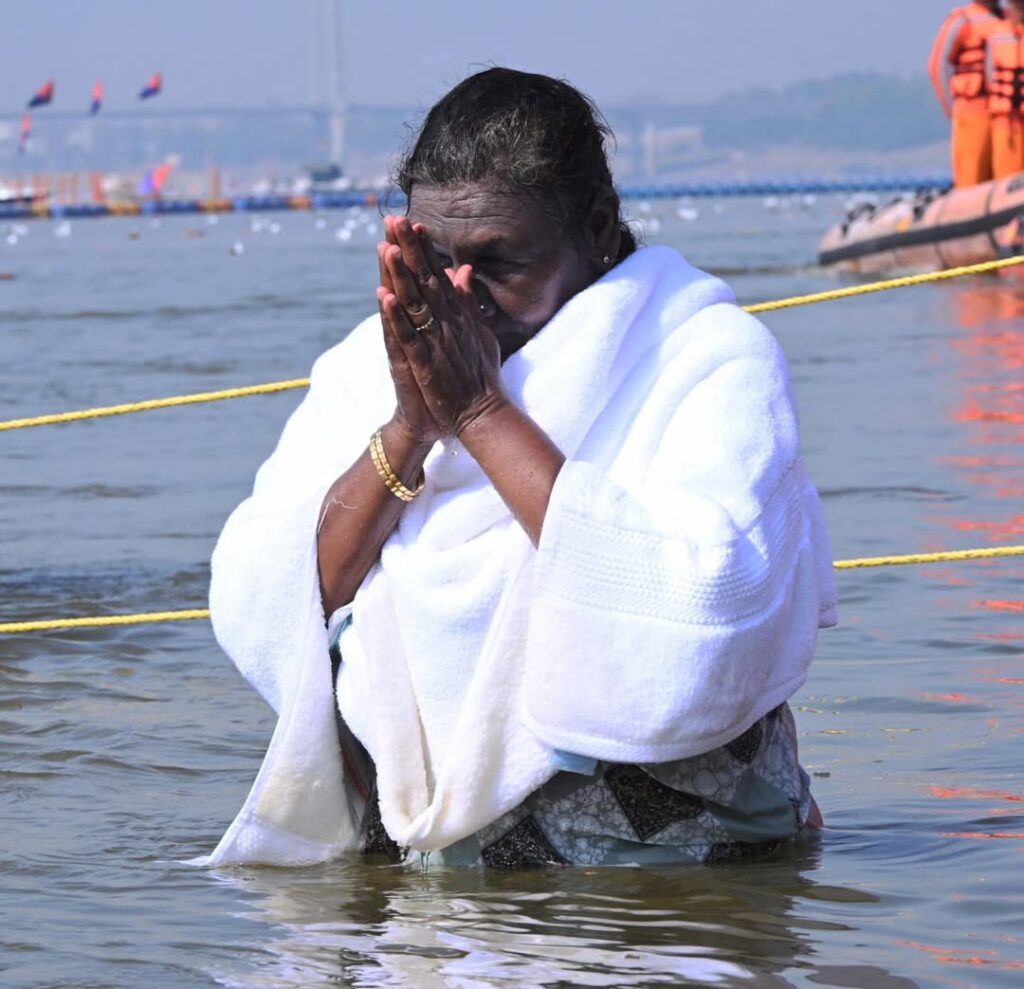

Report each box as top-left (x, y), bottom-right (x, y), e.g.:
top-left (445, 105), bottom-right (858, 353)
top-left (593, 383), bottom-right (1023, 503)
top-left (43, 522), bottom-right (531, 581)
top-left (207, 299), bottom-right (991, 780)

top-left (201, 246), bottom-right (837, 867)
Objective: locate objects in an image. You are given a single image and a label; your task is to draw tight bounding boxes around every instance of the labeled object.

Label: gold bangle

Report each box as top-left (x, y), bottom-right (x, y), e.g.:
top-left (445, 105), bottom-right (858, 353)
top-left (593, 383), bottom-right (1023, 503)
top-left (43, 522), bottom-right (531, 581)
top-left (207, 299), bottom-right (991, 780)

top-left (370, 431), bottom-right (403, 494)
top-left (368, 431), bottom-right (401, 498)
top-left (369, 428), bottom-right (424, 502)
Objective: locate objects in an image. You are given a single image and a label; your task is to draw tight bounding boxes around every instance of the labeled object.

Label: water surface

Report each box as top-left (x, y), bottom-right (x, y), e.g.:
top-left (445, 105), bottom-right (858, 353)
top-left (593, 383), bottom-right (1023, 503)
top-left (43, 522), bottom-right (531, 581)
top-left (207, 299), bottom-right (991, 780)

top-left (2, 200), bottom-right (1023, 987)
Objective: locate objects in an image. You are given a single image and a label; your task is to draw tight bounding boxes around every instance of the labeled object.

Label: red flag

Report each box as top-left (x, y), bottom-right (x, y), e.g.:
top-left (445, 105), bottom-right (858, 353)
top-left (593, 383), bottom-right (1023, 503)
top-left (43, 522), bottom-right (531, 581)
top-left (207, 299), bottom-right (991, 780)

top-left (27, 80), bottom-right (55, 109)
top-left (151, 162), bottom-right (173, 191)
top-left (138, 72), bottom-right (162, 100)
top-left (139, 161), bottom-right (174, 197)
top-left (18, 113), bottom-right (31, 154)
top-left (90, 80), bottom-right (104, 116)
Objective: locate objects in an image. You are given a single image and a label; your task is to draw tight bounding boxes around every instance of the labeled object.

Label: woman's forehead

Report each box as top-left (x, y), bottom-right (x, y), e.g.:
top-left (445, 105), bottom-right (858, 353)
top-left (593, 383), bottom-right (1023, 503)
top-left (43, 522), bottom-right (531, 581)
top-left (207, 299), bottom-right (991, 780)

top-left (407, 183), bottom-right (554, 239)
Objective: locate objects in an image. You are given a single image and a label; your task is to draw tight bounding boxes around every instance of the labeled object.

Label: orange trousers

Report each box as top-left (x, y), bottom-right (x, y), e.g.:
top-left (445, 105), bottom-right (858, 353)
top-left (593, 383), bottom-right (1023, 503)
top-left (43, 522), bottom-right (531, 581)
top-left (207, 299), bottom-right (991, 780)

top-left (991, 115), bottom-right (1024, 180)
top-left (951, 99), bottom-right (994, 187)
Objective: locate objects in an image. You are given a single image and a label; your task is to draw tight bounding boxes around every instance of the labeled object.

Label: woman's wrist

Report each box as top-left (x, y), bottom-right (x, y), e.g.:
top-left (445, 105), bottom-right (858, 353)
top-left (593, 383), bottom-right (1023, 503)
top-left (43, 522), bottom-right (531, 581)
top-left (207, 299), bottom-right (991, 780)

top-left (387, 409), bottom-right (435, 447)
top-left (382, 415), bottom-right (433, 486)
top-left (458, 396), bottom-right (533, 460)
top-left (454, 388), bottom-right (512, 439)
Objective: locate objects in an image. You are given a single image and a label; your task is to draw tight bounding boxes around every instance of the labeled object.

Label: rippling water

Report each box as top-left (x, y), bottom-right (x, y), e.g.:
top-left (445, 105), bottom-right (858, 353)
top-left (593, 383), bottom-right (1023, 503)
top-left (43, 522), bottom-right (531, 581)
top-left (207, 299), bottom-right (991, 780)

top-left (2, 201), bottom-right (1024, 987)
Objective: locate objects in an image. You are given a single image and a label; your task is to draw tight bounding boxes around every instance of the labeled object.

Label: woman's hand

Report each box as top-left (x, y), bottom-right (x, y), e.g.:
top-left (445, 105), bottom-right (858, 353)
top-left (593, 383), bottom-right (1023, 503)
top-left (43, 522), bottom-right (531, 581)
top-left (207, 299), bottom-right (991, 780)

top-left (378, 215), bottom-right (507, 437)
top-left (376, 232), bottom-right (443, 447)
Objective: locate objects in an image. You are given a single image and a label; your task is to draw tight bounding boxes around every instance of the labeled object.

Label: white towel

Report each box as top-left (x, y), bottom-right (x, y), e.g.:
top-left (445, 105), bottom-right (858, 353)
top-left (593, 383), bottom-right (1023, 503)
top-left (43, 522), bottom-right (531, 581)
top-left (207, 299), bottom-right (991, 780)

top-left (200, 246), bottom-right (837, 866)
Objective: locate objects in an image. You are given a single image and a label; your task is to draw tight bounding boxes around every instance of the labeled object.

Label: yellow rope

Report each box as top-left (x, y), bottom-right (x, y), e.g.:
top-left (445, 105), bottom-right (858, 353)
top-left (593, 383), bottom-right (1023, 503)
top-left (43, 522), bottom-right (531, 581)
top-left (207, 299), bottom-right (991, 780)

top-left (744, 254), bottom-right (1024, 313)
top-left (2, 255), bottom-right (1022, 433)
top-left (833, 544), bottom-right (1024, 569)
top-left (0, 379), bottom-right (311, 432)
top-left (4, 545), bottom-right (1024, 633)
top-left (0, 609), bottom-right (211, 634)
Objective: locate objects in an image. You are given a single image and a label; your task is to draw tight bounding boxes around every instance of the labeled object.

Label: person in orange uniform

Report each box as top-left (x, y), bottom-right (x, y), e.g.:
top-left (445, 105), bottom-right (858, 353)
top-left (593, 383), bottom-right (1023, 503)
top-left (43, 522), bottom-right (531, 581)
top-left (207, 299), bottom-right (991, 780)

top-left (929, 2), bottom-right (1003, 187)
top-left (988, 0), bottom-right (1024, 178)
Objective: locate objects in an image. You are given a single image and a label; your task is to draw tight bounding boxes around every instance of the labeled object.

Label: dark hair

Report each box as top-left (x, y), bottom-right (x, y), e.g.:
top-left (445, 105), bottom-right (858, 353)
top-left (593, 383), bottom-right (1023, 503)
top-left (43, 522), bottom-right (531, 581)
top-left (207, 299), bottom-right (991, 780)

top-left (396, 67), bottom-right (636, 263)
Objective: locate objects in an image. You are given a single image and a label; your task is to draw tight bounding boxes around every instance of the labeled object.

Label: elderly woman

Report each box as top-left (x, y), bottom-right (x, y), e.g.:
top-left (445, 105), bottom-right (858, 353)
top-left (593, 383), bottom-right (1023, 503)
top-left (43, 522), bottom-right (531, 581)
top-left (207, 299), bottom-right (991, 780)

top-left (204, 68), bottom-right (836, 869)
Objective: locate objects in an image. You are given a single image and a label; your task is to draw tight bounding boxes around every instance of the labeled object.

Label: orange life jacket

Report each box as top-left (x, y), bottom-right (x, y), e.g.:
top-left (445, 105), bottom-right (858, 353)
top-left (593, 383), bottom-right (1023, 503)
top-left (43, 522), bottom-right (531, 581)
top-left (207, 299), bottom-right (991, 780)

top-left (929, 3), bottom-right (1003, 111)
top-left (988, 22), bottom-right (1024, 116)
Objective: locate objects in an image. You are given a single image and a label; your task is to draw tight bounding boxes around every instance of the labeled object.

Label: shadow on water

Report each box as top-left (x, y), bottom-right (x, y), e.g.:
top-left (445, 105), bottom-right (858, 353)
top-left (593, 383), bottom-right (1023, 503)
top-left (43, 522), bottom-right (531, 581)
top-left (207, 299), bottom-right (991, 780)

top-left (198, 845), bottom-right (920, 989)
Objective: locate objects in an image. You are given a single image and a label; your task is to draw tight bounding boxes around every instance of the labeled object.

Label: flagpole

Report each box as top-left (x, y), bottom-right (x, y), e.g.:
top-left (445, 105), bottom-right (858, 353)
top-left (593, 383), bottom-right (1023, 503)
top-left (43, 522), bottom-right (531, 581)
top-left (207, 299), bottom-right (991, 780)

top-left (323, 0), bottom-right (346, 170)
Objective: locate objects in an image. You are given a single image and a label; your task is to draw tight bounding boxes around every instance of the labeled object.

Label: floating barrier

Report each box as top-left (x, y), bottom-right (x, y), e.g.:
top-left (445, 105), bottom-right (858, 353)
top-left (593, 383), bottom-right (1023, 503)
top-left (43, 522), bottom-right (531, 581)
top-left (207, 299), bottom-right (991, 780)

top-left (0, 176), bottom-right (954, 223)
top-left (0, 191), bottom-right (378, 222)
top-left (619, 176), bottom-right (951, 200)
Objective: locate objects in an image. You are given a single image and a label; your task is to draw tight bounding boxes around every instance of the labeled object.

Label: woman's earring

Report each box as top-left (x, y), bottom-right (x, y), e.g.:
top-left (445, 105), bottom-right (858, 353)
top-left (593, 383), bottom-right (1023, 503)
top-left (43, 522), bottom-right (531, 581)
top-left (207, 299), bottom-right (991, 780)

top-left (479, 303), bottom-right (486, 311)
top-left (602, 255), bottom-right (611, 265)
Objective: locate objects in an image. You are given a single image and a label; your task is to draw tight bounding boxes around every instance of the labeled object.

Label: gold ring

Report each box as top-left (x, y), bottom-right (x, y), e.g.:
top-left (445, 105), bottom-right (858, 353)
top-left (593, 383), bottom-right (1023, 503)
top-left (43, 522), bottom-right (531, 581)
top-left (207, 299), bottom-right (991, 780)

top-left (416, 316), bottom-right (437, 333)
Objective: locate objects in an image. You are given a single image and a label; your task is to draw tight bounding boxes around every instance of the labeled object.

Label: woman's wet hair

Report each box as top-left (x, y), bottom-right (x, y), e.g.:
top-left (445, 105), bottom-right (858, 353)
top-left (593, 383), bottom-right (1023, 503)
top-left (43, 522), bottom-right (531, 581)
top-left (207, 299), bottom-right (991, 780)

top-left (396, 67), bottom-right (636, 263)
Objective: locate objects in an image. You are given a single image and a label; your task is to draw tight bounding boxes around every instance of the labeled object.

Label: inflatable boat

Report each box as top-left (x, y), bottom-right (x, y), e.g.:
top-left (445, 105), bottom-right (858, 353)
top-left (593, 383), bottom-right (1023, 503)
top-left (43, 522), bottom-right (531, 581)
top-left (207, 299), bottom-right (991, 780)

top-left (819, 171), bottom-right (1024, 274)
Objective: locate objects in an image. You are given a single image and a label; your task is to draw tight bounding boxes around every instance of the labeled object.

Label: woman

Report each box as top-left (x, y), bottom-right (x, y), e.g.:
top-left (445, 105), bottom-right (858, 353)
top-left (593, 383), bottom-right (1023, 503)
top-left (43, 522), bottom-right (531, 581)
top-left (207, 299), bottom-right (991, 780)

top-left (203, 69), bottom-right (837, 869)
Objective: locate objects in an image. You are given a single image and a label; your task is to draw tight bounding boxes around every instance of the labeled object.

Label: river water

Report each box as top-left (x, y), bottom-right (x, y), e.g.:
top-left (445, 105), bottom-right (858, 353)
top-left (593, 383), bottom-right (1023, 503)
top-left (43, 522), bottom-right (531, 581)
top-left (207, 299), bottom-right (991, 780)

top-left (2, 200), bottom-right (1023, 987)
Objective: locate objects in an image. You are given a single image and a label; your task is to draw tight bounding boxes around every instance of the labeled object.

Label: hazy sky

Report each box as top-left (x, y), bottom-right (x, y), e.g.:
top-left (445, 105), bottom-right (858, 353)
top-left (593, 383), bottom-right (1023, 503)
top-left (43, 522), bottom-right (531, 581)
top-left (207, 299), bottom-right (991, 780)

top-left (2, 0), bottom-right (965, 113)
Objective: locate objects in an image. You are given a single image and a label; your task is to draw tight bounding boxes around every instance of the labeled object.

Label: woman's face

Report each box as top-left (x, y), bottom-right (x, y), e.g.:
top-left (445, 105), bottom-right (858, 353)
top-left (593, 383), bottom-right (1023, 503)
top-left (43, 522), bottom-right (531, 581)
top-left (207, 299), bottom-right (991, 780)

top-left (407, 182), bottom-right (601, 361)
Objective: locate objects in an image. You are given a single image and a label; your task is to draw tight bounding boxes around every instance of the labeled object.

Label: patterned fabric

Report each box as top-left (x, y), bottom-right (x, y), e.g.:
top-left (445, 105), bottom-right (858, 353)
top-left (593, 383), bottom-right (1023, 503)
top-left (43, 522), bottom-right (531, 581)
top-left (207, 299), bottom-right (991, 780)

top-left (349, 701), bottom-right (814, 868)
top-left (471, 703), bottom-right (812, 867)
top-left (480, 815), bottom-right (569, 869)
top-left (331, 623), bottom-right (814, 868)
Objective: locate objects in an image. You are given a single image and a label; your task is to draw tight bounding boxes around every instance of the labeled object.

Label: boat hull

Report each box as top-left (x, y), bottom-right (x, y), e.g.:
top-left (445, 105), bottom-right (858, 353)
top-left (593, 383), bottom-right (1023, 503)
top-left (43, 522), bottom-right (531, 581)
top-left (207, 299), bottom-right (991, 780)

top-left (819, 172), bottom-right (1024, 274)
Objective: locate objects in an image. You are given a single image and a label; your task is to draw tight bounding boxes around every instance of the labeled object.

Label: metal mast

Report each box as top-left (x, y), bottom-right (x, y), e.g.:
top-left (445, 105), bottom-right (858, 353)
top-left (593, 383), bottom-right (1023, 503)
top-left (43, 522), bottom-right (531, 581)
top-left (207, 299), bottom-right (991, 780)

top-left (322, 0), bottom-right (346, 168)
